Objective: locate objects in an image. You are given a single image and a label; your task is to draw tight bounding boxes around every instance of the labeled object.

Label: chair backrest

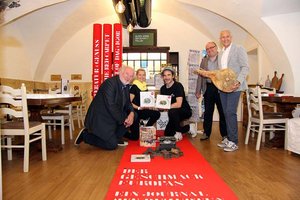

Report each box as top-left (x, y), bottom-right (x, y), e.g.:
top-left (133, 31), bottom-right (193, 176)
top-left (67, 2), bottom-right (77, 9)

top-left (261, 87), bottom-right (277, 112)
top-left (246, 86), bottom-right (264, 120)
top-left (246, 86), bottom-right (277, 120)
top-left (0, 84), bottom-right (29, 130)
top-left (81, 90), bottom-right (88, 110)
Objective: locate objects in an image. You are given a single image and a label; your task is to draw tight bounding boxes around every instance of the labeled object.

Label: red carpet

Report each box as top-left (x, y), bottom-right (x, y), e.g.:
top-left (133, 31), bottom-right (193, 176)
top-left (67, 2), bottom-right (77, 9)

top-left (105, 136), bottom-right (238, 199)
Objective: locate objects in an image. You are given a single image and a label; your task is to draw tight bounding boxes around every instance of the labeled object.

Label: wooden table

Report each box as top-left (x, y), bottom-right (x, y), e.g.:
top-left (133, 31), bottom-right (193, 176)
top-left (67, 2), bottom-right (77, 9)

top-left (26, 94), bottom-right (82, 151)
top-left (26, 94), bottom-right (82, 121)
top-left (243, 94), bottom-right (300, 126)
top-left (262, 95), bottom-right (300, 118)
top-left (255, 95), bottom-right (300, 148)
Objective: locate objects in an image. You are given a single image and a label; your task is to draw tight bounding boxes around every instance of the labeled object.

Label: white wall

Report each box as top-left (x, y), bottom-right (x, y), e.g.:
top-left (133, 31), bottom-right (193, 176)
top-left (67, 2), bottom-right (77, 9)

top-left (247, 49), bottom-right (259, 85)
top-left (0, 26), bottom-right (33, 79)
top-left (262, 12), bottom-right (300, 94)
top-left (46, 12), bottom-right (211, 90)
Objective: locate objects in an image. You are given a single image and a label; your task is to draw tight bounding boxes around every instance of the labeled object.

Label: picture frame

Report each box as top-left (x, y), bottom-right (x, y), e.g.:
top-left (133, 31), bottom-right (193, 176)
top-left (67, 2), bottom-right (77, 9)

top-left (140, 91), bottom-right (155, 107)
top-left (156, 94), bottom-right (171, 109)
top-left (129, 29), bottom-right (157, 47)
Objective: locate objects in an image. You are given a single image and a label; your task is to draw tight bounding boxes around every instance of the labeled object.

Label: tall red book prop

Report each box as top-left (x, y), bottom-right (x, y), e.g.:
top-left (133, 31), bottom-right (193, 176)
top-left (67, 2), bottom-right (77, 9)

top-left (92, 24), bottom-right (102, 97)
top-left (113, 23), bottom-right (122, 75)
top-left (92, 23), bottom-right (123, 97)
top-left (103, 24), bottom-right (112, 81)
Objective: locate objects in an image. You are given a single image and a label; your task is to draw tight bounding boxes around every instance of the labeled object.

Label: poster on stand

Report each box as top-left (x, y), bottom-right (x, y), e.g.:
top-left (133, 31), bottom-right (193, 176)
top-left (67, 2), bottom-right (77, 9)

top-left (187, 49), bottom-right (202, 122)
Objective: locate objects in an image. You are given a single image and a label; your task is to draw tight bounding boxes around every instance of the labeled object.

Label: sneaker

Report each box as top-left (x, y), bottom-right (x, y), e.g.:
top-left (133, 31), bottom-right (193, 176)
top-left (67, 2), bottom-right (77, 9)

top-left (118, 138), bottom-right (129, 147)
top-left (189, 124), bottom-right (197, 138)
top-left (174, 132), bottom-right (183, 141)
top-left (200, 134), bottom-right (209, 140)
top-left (224, 141), bottom-right (239, 152)
top-left (74, 128), bottom-right (86, 146)
top-left (217, 137), bottom-right (229, 148)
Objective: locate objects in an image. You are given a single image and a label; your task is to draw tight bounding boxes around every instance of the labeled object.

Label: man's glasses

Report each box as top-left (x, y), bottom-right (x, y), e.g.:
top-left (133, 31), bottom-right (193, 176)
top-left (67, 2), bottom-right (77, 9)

top-left (206, 46), bottom-right (216, 51)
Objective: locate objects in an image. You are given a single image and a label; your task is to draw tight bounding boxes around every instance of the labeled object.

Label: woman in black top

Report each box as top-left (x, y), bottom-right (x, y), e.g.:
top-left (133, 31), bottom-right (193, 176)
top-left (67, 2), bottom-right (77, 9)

top-left (160, 67), bottom-right (192, 141)
top-left (127, 68), bottom-right (160, 140)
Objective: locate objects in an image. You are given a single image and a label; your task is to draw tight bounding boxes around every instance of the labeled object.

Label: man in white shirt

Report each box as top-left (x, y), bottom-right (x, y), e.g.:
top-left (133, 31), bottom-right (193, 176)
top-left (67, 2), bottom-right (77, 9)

top-left (217, 30), bottom-right (249, 152)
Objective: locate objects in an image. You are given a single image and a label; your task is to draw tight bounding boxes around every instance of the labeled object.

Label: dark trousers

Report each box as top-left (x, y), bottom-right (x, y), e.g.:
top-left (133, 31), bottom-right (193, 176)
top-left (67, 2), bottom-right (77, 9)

top-left (164, 108), bottom-right (192, 136)
top-left (219, 91), bottom-right (241, 144)
top-left (203, 83), bottom-right (227, 138)
top-left (82, 125), bottom-right (127, 150)
top-left (129, 109), bottom-right (161, 140)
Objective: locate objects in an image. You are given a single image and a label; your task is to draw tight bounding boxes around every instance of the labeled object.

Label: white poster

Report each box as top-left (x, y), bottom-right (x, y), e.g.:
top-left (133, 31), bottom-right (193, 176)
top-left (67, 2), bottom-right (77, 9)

top-left (187, 50), bottom-right (202, 122)
top-left (61, 79), bottom-right (69, 94)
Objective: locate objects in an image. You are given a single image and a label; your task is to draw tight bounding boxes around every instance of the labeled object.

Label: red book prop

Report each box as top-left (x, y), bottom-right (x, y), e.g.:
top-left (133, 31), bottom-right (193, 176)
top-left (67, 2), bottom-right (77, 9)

top-left (103, 24), bottom-right (112, 81)
top-left (92, 24), bottom-right (102, 97)
top-left (113, 23), bottom-right (122, 75)
top-left (194, 68), bottom-right (237, 93)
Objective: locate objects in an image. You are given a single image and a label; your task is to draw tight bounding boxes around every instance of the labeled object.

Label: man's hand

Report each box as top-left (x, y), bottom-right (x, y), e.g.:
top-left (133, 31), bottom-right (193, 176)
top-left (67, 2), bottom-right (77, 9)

top-left (124, 111), bottom-right (134, 127)
top-left (230, 80), bottom-right (241, 92)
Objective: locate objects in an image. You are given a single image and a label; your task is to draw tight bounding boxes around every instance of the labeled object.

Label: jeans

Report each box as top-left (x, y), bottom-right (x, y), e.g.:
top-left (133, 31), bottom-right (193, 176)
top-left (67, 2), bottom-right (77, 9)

top-left (219, 91), bottom-right (241, 144)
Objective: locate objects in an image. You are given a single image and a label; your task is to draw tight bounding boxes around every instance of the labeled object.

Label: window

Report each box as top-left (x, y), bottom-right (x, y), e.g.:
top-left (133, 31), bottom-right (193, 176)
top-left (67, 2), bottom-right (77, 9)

top-left (122, 47), bottom-right (170, 85)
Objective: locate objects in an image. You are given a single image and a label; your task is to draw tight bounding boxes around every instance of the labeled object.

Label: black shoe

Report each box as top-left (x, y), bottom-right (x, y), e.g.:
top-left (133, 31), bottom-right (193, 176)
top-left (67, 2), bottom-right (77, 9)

top-left (181, 125), bottom-right (190, 133)
top-left (74, 128), bottom-right (86, 146)
top-left (200, 134), bottom-right (209, 141)
top-left (117, 138), bottom-right (129, 147)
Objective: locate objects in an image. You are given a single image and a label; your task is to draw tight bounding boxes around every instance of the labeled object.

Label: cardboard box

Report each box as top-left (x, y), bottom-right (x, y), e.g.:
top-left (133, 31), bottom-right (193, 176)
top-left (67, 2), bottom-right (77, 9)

top-left (140, 126), bottom-right (156, 147)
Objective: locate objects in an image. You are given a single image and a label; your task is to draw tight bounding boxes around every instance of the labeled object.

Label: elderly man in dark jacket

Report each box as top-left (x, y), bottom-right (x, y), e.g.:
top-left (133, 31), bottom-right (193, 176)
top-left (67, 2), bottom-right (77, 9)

top-left (74, 65), bottom-right (135, 150)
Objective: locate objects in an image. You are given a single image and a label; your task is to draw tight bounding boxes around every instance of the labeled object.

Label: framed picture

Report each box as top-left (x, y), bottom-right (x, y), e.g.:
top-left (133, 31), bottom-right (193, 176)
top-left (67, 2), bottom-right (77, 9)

top-left (51, 74), bottom-right (61, 81)
top-left (129, 29), bottom-right (157, 47)
top-left (71, 74), bottom-right (82, 80)
top-left (156, 94), bottom-right (171, 109)
top-left (140, 91), bottom-right (155, 107)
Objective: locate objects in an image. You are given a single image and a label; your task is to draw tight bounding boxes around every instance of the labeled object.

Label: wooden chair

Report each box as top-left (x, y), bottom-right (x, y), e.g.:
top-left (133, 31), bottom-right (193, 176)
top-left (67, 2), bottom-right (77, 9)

top-left (78, 91), bottom-right (88, 127)
top-left (245, 86), bottom-right (288, 150)
top-left (0, 84), bottom-right (47, 172)
top-left (41, 104), bottom-right (73, 145)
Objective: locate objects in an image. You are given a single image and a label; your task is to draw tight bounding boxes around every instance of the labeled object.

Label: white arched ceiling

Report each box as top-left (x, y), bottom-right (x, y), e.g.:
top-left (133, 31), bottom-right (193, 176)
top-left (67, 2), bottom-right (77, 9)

top-left (176, 0), bottom-right (300, 93)
top-left (32, 0), bottom-right (257, 80)
top-left (33, 0), bottom-right (116, 79)
top-left (0, 0), bottom-right (68, 26)
top-left (1, 0), bottom-right (299, 93)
